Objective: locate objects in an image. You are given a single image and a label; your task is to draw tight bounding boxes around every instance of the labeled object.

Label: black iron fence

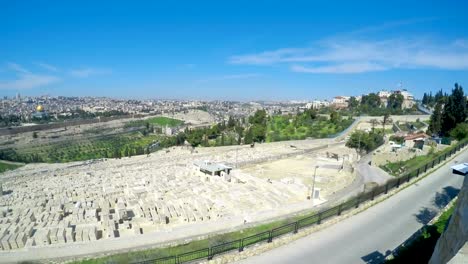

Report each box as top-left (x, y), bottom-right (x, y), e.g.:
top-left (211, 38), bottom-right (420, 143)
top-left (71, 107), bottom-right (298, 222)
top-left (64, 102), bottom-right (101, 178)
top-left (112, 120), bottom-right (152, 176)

top-left (135, 139), bottom-right (467, 264)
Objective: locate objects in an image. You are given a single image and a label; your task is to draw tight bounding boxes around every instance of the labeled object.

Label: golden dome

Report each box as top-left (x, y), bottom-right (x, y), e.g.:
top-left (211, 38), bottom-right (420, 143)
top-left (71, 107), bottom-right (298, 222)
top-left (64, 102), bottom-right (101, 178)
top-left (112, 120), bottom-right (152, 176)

top-left (36, 105), bottom-right (44, 112)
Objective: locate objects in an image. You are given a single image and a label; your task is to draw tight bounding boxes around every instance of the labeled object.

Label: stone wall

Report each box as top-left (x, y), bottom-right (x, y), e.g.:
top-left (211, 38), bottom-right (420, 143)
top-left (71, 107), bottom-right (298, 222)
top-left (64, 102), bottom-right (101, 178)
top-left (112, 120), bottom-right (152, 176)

top-left (429, 173), bottom-right (468, 264)
top-left (0, 114), bottom-right (146, 136)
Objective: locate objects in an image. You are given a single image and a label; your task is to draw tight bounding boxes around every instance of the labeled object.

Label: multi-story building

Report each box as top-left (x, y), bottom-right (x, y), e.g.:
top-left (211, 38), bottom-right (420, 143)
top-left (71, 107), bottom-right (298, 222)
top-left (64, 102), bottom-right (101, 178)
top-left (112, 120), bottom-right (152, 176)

top-left (377, 89), bottom-right (415, 109)
top-left (332, 96), bottom-right (350, 109)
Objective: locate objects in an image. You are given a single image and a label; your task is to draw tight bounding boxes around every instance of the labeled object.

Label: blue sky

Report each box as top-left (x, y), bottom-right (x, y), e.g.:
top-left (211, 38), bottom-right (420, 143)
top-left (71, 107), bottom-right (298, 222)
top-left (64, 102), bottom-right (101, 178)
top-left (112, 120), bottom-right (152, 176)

top-left (1, 0), bottom-right (468, 101)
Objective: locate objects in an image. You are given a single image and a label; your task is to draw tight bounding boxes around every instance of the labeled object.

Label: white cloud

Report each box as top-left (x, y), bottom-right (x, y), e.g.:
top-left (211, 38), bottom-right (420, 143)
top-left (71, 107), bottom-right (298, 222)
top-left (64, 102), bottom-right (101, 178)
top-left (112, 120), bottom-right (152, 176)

top-left (0, 62), bottom-right (61, 90)
top-left (7, 62), bottom-right (30, 74)
top-left (69, 68), bottom-right (112, 78)
top-left (291, 63), bottom-right (387, 74)
top-left (35, 62), bottom-right (59, 72)
top-left (0, 73), bottom-right (60, 90)
top-left (0, 63), bottom-right (112, 89)
top-left (229, 38), bottom-right (468, 73)
top-left (196, 73), bottom-right (262, 82)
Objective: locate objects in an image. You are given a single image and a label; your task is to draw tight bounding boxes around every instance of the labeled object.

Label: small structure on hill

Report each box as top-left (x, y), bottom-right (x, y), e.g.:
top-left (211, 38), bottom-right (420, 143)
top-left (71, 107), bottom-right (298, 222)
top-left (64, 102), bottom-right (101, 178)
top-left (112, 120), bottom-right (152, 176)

top-left (404, 133), bottom-right (429, 149)
top-left (194, 160), bottom-right (232, 177)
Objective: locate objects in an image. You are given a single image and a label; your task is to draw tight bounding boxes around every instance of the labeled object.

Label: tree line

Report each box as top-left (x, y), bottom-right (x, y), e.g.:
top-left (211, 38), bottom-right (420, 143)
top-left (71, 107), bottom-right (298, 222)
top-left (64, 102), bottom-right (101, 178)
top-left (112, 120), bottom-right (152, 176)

top-left (348, 92), bottom-right (413, 116)
top-left (421, 89), bottom-right (447, 107)
top-left (427, 83), bottom-right (468, 139)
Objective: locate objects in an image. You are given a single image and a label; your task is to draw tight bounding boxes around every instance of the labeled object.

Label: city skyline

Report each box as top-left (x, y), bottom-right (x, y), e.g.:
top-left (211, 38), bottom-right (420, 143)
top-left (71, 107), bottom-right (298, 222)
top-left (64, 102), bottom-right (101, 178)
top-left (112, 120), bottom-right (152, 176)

top-left (1, 1), bottom-right (468, 100)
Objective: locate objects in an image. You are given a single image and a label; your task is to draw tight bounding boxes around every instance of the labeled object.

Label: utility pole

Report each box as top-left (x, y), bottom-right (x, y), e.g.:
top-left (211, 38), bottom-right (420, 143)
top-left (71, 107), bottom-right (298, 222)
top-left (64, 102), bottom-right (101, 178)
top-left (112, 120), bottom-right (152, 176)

top-left (311, 165), bottom-right (319, 203)
top-left (236, 146), bottom-right (238, 168)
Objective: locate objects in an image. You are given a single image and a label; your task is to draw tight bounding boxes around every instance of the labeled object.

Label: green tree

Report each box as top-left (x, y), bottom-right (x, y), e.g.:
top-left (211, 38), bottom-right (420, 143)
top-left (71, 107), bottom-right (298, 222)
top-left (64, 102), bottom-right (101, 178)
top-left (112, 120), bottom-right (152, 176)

top-left (387, 93), bottom-right (404, 111)
top-left (360, 93), bottom-right (381, 109)
top-left (227, 116), bottom-right (236, 129)
top-left (249, 110), bottom-right (268, 142)
top-left (186, 129), bottom-right (204, 147)
top-left (32, 131), bottom-right (38, 139)
top-left (428, 101), bottom-right (443, 135)
top-left (329, 111), bottom-right (341, 124)
top-left (244, 128), bottom-right (253, 144)
top-left (450, 122), bottom-right (468, 140)
top-left (422, 93), bottom-right (428, 105)
top-left (349, 96), bottom-right (359, 109)
top-left (441, 83), bottom-right (467, 135)
top-left (249, 110), bottom-right (267, 125)
top-left (235, 125), bottom-right (244, 145)
top-left (251, 124), bottom-right (266, 142)
top-left (346, 131), bottom-right (384, 154)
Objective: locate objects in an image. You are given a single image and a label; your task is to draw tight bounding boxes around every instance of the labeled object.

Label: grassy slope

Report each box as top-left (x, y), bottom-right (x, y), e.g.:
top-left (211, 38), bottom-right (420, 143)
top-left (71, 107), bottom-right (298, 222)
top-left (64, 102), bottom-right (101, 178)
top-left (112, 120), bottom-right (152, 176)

top-left (266, 116), bottom-right (353, 142)
top-left (146, 117), bottom-right (184, 127)
top-left (0, 161), bottom-right (22, 173)
top-left (3, 132), bottom-right (161, 163)
top-left (125, 116), bottom-right (184, 129)
top-left (381, 142), bottom-right (462, 176)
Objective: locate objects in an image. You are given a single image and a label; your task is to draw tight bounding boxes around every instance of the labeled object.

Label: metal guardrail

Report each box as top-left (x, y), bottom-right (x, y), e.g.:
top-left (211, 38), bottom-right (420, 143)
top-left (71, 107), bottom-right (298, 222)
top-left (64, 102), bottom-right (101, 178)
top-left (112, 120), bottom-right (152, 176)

top-left (133, 139), bottom-right (467, 264)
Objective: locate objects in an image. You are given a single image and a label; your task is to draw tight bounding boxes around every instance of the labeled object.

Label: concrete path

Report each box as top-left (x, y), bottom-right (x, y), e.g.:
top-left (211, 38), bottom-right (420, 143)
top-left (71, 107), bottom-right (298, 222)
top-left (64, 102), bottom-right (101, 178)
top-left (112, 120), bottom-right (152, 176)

top-left (357, 153), bottom-right (392, 186)
top-left (236, 149), bottom-right (468, 264)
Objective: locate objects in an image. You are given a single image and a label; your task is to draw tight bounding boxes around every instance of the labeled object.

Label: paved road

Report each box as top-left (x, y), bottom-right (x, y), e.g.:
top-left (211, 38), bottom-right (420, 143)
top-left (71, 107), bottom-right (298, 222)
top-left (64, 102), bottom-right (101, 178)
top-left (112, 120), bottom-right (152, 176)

top-left (357, 153), bottom-right (392, 185)
top-left (237, 149), bottom-right (468, 264)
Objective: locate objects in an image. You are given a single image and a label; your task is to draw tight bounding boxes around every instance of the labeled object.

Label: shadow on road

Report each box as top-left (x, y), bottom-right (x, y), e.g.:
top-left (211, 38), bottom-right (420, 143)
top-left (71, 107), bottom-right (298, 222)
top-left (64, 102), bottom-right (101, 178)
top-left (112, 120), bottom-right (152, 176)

top-left (414, 186), bottom-right (460, 224)
top-left (415, 207), bottom-right (438, 224)
top-left (434, 186), bottom-right (459, 209)
top-left (361, 250), bottom-right (391, 263)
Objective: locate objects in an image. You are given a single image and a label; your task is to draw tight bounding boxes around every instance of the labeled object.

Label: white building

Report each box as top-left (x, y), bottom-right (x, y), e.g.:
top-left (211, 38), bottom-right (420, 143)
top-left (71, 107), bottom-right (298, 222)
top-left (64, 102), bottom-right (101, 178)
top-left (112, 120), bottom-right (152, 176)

top-left (332, 96), bottom-right (350, 109)
top-left (307, 100), bottom-right (330, 109)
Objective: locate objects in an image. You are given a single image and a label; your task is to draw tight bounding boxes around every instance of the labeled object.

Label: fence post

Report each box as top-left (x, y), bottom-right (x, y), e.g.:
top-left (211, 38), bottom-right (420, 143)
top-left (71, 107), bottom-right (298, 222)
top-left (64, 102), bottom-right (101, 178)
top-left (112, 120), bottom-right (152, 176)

top-left (371, 189), bottom-right (375, 200)
top-left (416, 168), bottom-right (420, 177)
top-left (431, 160), bottom-right (435, 168)
top-left (208, 248), bottom-right (213, 260)
top-left (239, 239), bottom-right (244, 252)
top-left (267, 230), bottom-right (272, 243)
top-left (424, 163), bottom-right (428, 172)
top-left (355, 196), bottom-right (360, 208)
top-left (317, 212), bottom-right (322, 224)
top-left (337, 204), bottom-right (342, 216)
top-left (407, 173), bottom-right (411, 183)
top-left (385, 183), bottom-right (389, 194)
top-left (396, 178), bottom-right (401, 188)
top-left (293, 221), bottom-right (299, 234)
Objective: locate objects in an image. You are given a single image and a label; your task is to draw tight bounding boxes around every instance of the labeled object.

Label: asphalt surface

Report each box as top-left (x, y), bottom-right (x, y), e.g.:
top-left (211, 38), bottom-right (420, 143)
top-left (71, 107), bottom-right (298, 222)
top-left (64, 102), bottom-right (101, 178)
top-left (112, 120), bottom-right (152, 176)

top-left (236, 149), bottom-right (467, 264)
top-left (357, 152), bottom-right (392, 185)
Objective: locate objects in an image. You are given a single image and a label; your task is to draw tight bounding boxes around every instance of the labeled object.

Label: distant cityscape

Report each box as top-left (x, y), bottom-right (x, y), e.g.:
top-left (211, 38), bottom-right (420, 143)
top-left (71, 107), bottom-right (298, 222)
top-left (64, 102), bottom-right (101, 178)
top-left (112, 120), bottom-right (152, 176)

top-left (0, 89), bottom-right (416, 126)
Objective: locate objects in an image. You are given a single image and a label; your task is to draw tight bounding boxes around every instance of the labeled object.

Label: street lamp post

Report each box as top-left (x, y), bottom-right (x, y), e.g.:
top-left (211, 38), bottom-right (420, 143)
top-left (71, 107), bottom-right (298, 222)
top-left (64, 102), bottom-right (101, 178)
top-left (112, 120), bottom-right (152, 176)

top-left (311, 165), bottom-right (319, 203)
